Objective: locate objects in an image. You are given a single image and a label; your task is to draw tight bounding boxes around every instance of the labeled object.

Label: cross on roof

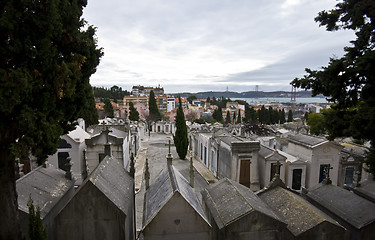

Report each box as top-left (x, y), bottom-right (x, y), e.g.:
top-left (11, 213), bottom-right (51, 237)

top-left (165, 139), bottom-right (175, 154)
top-left (324, 164), bottom-right (333, 179)
top-left (101, 123), bottom-right (112, 143)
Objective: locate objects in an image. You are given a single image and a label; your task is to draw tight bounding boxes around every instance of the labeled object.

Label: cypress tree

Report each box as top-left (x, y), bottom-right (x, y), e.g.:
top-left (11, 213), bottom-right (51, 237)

top-left (0, 1), bottom-right (102, 238)
top-left (225, 110), bottom-right (231, 124)
top-left (128, 102), bottom-right (139, 121)
top-left (236, 110), bottom-right (242, 123)
top-left (174, 97), bottom-right (188, 160)
top-left (28, 197), bottom-right (47, 240)
top-left (148, 90), bottom-right (161, 121)
top-left (103, 98), bottom-right (114, 117)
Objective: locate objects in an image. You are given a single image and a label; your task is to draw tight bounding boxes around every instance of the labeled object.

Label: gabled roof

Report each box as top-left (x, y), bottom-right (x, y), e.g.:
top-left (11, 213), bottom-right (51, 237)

top-left (142, 165), bottom-right (209, 229)
top-left (17, 166), bottom-right (74, 218)
top-left (288, 134), bottom-right (328, 148)
top-left (66, 126), bottom-right (91, 143)
top-left (201, 178), bottom-right (283, 229)
top-left (258, 186), bottom-right (342, 236)
top-left (306, 182), bottom-right (375, 229)
top-left (353, 179), bottom-right (375, 203)
top-left (87, 156), bottom-right (133, 214)
top-left (258, 144), bottom-right (286, 162)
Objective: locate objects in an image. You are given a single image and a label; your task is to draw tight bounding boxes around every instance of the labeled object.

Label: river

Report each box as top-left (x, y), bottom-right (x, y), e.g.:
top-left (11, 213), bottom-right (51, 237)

top-left (233, 97), bottom-right (329, 104)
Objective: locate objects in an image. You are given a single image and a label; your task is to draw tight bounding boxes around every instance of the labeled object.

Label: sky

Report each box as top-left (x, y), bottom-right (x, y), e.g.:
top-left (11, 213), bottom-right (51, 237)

top-left (82, 0), bottom-right (355, 93)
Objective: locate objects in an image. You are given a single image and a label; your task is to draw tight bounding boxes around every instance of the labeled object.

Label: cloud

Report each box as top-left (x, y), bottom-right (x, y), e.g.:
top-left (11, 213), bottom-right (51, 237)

top-left (83, 0), bottom-right (354, 93)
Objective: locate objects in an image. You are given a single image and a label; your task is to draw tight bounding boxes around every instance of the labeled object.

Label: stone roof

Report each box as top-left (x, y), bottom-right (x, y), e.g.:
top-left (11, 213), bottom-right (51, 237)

top-left (258, 186), bottom-right (341, 236)
top-left (341, 142), bottom-right (368, 158)
top-left (258, 144), bottom-right (286, 162)
top-left (306, 182), bottom-right (375, 229)
top-left (353, 178), bottom-right (375, 203)
top-left (142, 165), bottom-right (209, 229)
top-left (201, 178), bottom-right (283, 229)
top-left (88, 156), bottom-right (133, 214)
top-left (288, 134), bottom-right (328, 148)
top-left (17, 166), bottom-right (74, 218)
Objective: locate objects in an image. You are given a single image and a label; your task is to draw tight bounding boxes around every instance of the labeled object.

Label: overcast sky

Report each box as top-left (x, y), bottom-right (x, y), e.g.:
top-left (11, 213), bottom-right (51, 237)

top-left (83, 0), bottom-right (354, 93)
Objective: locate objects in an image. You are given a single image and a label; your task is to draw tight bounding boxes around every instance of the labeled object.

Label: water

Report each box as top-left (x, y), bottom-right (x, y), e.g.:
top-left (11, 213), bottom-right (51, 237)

top-left (233, 97), bottom-right (329, 104)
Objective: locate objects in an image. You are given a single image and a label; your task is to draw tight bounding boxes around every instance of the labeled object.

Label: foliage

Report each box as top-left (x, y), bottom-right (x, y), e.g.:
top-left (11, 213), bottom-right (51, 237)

top-left (225, 110), bottom-right (231, 124)
top-left (212, 107), bottom-right (223, 122)
top-left (148, 90), bottom-right (161, 121)
top-left (236, 109), bottom-right (242, 123)
top-left (0, 0), bottom-right (102, 238)
top-left (174, 97), bottom-right (188, 159)
top-left (187, 95), bottom-right (197, 104)
top-left (103, 98), bottom-right (114, 118)
top-left (291, 0), bottom-right (375, 175)
top-left (194, 118), bottom-right (206, 124)
top-left (128, 102), bottom-right (139, 121)
top-left (28, 197), bottom-right (47, 240)
top-left (93, 85), bottom-right (130, 101)
top-left (280, 109), bottom-right (286, 124)
top-left (243, 123), bottom-right (272, 136)
top-left (287, 110), bottom-right (293, 122)
top-left (209, 96), bottom-right (232, 108)
top-left (307, 113), bottom-right (326, 136)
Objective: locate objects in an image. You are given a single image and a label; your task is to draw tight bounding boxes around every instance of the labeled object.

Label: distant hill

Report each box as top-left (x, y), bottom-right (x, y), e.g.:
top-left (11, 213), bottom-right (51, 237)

top-left (170, 90), bottom-right (319, 99)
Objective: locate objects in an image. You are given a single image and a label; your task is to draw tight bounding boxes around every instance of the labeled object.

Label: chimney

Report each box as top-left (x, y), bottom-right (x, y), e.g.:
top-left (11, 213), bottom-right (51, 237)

top-left (189, 157), bottom-right (194, 188)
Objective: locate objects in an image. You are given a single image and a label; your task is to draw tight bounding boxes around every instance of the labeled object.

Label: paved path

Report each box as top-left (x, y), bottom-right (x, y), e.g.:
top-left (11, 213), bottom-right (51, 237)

top-left (134, 133), bottom-right (214, 235)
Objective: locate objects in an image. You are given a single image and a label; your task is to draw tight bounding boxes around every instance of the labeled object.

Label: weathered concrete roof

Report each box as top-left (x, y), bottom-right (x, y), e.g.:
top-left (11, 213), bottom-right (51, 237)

top-left (341, 142), bottom-right (368, 157)
top-left (306, 182), bottom-right (375, 229)
top-left (88, 156), bottom-right (133, 214)
top-left (142, 165), bottom-right (209, 229)
top-left (259, 186), bottom-right (341, 236)
top-left (258, 144), bottom-right (286, 162)
top-left (17, 166), bottom-right (74, 218)
top-left (288, 134), bottom-right (327, 148)
top-left (201, 178), bottom-right (283, 229)
top-left (354, 178), bottom-right (375, 203)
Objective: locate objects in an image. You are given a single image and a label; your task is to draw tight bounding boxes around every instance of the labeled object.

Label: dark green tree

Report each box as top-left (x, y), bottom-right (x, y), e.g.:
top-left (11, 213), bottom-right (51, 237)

top-left (148, 90), bottom-right (161, 121)
top-left (291, 0), bottom-right (375, 175)
top-left (0, 1), bottom-right (102, 238)
top-left (280, 109), bottom-right (286, 124)
top-left (28, 197), bottom-right (47, 240)
top-left (232, 111), bottom-right (236, 123)
top-left (174, 97), bottom-right (188, 160)
top-left (249, 107), bottom-right (258, 124)
top-left (103, 98), bottom-right (114, 118)
top-left (212, 107), bottom-right (223, 122)
top-left (236, 110), bottom-right (242, 124)
top-left (225, 110), bottom-right (231, 124)
top-left (128, 102), bottom-right (139, 121)
top-left (287, 110), bottom-right (293, 122)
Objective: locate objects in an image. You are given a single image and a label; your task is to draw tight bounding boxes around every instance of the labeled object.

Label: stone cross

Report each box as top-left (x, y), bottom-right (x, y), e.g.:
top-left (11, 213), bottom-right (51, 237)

top-left (101, 123), bottom-right (112, 143)
top-left (324, 164), bottom-right (333, 180)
